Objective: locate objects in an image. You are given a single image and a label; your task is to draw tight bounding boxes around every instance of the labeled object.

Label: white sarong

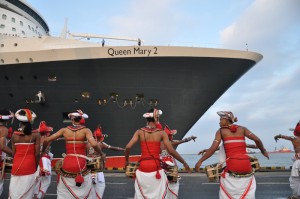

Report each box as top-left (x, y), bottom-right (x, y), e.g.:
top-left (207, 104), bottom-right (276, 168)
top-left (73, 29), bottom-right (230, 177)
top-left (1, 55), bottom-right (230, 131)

top-left (92, 171), bottom-right (106, 199)
top-left (219, 172), bottom-right (256, 199)
top-left (290, 159), bottom-right (300, 196)
top-left (168, 181), bottom-right (179, 198)
top-left (0, 176), bottom-right (3, 197)
top-left (9, 172), bottom-right (39, 199)
top-left (57, 173), bottom-right (96, 199)
top-left (134, 169), bottom-right (173, 199)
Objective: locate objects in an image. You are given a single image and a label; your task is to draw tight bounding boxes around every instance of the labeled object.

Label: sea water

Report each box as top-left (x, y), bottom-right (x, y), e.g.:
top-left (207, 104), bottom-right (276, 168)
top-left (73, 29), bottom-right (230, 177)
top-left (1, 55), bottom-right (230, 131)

top-left (178, 153), bottom-right (294, 169)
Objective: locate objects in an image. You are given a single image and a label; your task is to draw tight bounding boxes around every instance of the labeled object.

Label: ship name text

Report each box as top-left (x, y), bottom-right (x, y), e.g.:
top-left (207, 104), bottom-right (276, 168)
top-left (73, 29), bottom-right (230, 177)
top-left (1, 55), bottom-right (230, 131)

top-left (107, 47), bottom-right (158, 57)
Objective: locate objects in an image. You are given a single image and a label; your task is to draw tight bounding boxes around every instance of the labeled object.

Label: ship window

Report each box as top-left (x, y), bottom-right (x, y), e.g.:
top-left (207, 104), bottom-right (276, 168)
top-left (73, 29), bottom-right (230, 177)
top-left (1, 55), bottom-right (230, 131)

top-left (0, 24), bottom-right (5, 29)
top-left (12, 27), bottom-right (16, 32)
top-left (9, 93), bottom-right (14, 98)
top-left (0, 59), bottom-right (4, 63)
top-left (21, 31), bottom-right (25, 35)
top-left (28, 25), bottom-right (31, 30)
top-left (20, 21), bottom-right (23, 26)
top-left (12, 18), bottom-right (15, 23)
top-left (2, 14), bottom-right (7, 20)
top-left (48, 75), bottom-right (57, 81)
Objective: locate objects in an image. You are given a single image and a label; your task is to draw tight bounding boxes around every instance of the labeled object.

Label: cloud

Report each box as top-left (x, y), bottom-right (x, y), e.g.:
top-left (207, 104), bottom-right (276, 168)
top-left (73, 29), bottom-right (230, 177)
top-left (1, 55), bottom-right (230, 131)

top-left (179, 0), bottom-right (300, 153)
top-left (109, 0), bottom-right (184, 43)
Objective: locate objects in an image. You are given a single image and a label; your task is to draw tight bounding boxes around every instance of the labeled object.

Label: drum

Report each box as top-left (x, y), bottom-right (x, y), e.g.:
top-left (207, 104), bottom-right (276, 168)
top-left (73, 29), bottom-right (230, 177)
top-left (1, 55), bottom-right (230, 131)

top-left (54, 159), bottom-right (63, 174)
top-left (125, 162), bottom-right (139, 178)
top-left (165, 165), bottom-right (179, 183)
top-left (249, 156), bottom-right (260, 171)
top-left (0, 157), bottom-right (13, 173)
top-left (86, 157), bottom-right (104, 172)
top-left (205, 163), bottom-right (223, 182)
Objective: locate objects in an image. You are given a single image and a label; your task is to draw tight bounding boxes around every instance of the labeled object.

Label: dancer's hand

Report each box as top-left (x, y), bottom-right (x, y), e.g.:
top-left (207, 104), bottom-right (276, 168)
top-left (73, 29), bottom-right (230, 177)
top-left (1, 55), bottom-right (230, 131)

top-left (198, 149), bottom-right (206, 156)
top-left (195, 161), bottom-right (202, 172)
top-left (183, 162), bottom-right (192, 173)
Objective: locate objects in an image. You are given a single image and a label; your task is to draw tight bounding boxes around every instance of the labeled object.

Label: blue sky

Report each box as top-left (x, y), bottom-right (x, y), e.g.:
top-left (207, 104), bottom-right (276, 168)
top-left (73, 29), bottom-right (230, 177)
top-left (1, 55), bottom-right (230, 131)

top-left (25, 0), bottom-right (300, 154)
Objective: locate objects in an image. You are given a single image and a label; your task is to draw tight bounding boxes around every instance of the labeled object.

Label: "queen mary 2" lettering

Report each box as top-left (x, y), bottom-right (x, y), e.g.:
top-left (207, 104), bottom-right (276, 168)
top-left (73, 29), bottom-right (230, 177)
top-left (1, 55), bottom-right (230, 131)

top-left (107, 47), bottom-right (158, 57)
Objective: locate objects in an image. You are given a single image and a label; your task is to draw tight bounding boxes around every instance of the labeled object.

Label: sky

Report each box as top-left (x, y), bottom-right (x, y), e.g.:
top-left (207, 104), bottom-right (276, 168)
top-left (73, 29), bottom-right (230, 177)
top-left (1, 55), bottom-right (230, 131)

top-left (25, 0), bottom-right (300, 154)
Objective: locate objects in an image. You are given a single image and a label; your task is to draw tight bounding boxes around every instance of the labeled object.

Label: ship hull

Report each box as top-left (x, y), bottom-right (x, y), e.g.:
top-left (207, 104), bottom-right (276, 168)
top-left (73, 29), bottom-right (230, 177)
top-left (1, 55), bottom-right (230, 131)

top-left (0, 41), bottom-right (262, 156)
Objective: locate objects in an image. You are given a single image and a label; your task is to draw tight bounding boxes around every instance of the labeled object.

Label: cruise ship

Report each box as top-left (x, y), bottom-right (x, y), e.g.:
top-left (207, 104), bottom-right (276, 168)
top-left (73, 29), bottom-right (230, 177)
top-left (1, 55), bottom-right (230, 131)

top-left (0, 0), bottom-right (263, 156)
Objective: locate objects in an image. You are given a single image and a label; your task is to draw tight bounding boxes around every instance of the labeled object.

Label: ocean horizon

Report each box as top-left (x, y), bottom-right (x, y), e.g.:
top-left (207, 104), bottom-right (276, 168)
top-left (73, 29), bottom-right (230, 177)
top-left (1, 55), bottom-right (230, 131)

top-left (178, 152), bottom-right (294, 169)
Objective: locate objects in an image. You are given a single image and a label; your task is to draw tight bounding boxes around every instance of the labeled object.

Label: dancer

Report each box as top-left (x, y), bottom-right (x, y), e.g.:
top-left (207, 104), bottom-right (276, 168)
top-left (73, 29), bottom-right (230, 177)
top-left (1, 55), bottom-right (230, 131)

top-left (42, 110), bottom-right (106, 199)
top-left (0, 109), bottom-right (13, 197)
top-left (87, 124), bottom-right (125, 198)
top-left (160, 124), bottom-right (196, 198)
top-left (125, 109), bottom-right (191, 199)
top-left (9, 109), bottom-right (40, 199)
top-left (195, 111), bottom-right (269, 199)
top-left (32, 121), bottom-right (54, 199)
top-left (274, 120), bottom-right (300, 199)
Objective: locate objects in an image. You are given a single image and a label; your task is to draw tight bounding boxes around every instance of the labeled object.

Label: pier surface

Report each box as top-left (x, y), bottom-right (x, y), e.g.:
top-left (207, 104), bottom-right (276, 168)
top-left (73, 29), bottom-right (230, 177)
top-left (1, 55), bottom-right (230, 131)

top-left (2, 171), bottom-right (291, 198)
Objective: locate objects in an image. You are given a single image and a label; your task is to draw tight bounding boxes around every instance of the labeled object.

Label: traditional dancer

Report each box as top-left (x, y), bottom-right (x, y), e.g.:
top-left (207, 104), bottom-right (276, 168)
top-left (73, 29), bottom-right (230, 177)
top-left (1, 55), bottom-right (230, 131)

top-left (9, 109), bottom-right (40, 199)
top-left (32, 121), bottom-right (54, 199)
top-left (87, 124), bottom-right (125, 198)
top-left (125, 109), bottom-right (191, 199)
top-left (0, 109), bottom-right (14, 197)
top-left (160, 124), bottom-right (196, 198)
top-left (195, 111), bottom-right (269, 199)
top-left (42, 110), bottom-right (106, 199)
top-left (274, 120), bottom-right (300, 199)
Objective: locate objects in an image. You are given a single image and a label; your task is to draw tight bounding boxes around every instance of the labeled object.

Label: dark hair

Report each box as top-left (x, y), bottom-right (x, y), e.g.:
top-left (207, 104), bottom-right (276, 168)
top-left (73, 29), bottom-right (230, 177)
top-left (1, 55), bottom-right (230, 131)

top-left (21, 121), bottom-right (32, 135)
top-left (146, 108), bottom-right (155, 122)
top-left (73, 117), bottom-right (81, 123)
top-left (0, 109), bottom-right (10, 123)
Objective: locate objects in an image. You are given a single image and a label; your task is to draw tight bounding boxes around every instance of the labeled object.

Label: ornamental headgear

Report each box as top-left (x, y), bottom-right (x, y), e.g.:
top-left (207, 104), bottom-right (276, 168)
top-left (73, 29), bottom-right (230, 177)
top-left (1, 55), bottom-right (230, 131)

top-left (15, 109), bottom-right (37, 123)
top-left (0, 109), bottom-right (14, 121)
top-left (32, 121), bottom-right (53, 136)
top-left (143, 109), bottom-right (162, 122)
top-left (290, 121), bottom-right (300, 137)
top-left (164, 124), bottom-right (177, 141)
top-left (93, 125), bottom-right (107, 142)
top-left (217, 111), bottom-right (238, 123)
top-left (68, 110), bottom-right (88, 119)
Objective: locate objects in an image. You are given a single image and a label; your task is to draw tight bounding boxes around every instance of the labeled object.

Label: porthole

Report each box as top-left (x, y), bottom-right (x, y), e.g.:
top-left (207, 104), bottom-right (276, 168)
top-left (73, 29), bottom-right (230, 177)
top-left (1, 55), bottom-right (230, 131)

top-left (19, 76), bottom-right (24, 80)
top-left (9, 93), bottom-right (13, 97)
top-left (4, 76), bottom-right (8, 80)
top-left (1, 59), bottom-right (4, 63)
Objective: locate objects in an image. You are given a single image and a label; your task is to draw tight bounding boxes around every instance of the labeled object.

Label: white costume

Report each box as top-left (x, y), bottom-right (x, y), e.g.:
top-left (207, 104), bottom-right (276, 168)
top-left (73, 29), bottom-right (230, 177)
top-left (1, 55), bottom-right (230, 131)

top-left (134, 169), bottom-right (173, 199)
top-left (92, 171), bottom-right (106, 198)
top-left (57, 174), bottom-right (96, 199)
top-left (289, 158), bottom-right (300, 197)
top-left (219, 172), bottom-right (256, 199)
top-left (33, 153), bottom-right (53, 198)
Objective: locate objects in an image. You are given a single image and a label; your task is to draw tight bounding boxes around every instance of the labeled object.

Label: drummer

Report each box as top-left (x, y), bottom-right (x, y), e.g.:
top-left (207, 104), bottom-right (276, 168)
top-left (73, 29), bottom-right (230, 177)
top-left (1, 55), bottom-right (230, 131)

top-left (86, 124), bottom-right (125, 198)
top-left (9, 109), bottom-right (40, 198)
top-left (274, 120), bottom-right (300, 198)
top-left (195, 111), bottom-right (269, 199)
top-left (125, 108), bottom-right (191, 198)
top-left (160, 124), bottom-right (196, 198)
top-left (32, 121), bottom-right (54, 199)
top-left (0, 109), bottom-right (14, 197)
top-left (42, 110), bottom-right (106, 198)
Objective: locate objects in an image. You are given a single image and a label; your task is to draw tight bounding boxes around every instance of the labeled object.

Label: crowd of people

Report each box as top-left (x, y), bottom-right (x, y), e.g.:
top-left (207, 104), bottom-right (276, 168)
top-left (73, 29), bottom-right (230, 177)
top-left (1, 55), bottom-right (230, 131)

top-left (0, 108), bottom-right (299, 198)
